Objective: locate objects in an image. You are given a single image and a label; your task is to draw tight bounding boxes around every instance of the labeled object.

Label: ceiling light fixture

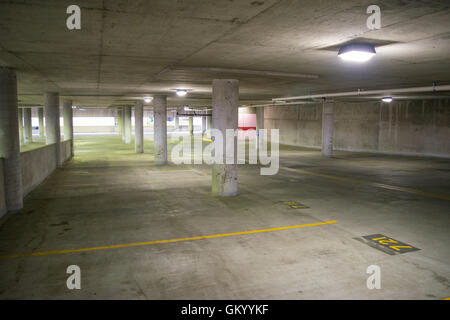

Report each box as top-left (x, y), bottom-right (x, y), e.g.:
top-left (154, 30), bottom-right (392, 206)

top-left (176, 89), bottom-right (187, 97)
top-left (381, 97), bottom-right (393, 103)
top-left (144, 97), bottom-right (153, 103)
top-left (338, 43), bottom-right (376, 62)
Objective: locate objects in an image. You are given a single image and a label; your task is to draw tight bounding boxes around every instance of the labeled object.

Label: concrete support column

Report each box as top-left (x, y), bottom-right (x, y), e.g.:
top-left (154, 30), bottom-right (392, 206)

top-left (256, 107), bottom-right (264, 150)
top-left (18, 107), bottom-right (24, 144)
top-left (63, 100), bottom-right (74, 157)
top-left (117, 108), bottom-right (123, 139)
top-left (188, 116), bottom-right (193, 135)
top-left (124, 106), bottom-right (132, 144)
top-left (23, 108), bottom-right (32, 143)
top-left (174, 108), bottom-right (179, 130)
top-left (44, 92), bottom-right (61, 167)
top-left (211, 79), bottom-right (239, 197)
top-left (321, 100), bottom-right (334, 157)
top-left (202, 115), bottom-right (207, 133)
top-left (206, 114), bottom-right (211, 131)
top-left (153, 95), bottom-right (167, 164)
top-left (38, 107), bottom-right (44, 139)
top-left (0, 67), bottom-right (23, 211)
top-left (135, 101), bottom-right (144, 153)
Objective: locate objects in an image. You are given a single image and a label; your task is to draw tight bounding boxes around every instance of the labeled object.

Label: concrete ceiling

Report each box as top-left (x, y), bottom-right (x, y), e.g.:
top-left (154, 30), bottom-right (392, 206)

top-left (0, 0), bottom-right (449, 108)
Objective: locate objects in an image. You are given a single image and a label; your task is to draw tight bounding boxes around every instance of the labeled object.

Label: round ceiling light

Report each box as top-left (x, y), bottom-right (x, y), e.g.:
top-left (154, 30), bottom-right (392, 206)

top-left (381, 97), bottom-right (393, 103)
top-left (176, 89), bottom-right (188, 97)
top-left (338, 43), bottom-right (376, 62)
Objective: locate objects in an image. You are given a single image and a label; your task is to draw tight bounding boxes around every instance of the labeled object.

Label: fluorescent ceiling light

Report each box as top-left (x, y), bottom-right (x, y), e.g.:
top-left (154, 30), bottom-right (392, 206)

top-left (338, 43), bottom-right (376, 62)
top-left (144, 97), bottom-right (153, 103)
top-left (72, 105), bottom-right (76, 109)
top-left (184, 106), bottom-right (190, 111)
top-left (176, 89), bottom-right (187, 97)
top-left (382, 97), bottom-right (393, 103)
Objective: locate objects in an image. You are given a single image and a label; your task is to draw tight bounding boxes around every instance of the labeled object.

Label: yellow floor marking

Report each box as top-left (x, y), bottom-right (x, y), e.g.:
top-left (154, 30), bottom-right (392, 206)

top-left (73, 169), bottom-right (196, 175)
top-left (62, 177), bottom-right (209, 188)
top-left (281, 167), bottom-right (450, 201)
top-left (146, 169), bottom-right (197, 174)
top-left (62, 183), bottom-right (99, 187)
top-left (0, 220), bottom-right (336, 260)
top-left (202, 137), bottom-right (213, 142)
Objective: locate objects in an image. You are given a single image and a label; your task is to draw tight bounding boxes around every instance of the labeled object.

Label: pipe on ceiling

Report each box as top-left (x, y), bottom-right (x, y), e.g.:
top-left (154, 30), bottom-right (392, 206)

top-left (272, 84), bottom-right (450, 101)
top-left (241, 101), bottom-right (318, 108)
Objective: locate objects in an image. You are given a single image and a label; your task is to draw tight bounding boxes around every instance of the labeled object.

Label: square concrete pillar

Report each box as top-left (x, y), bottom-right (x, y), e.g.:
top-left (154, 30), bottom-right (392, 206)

top-left (174, 108), bottom-right (180, 131)
top-left (153, 95), bottom-right (167, 164)
top-left (135, 101), bottom-right (144, 153)
top-left (23, 107), bottom-right (32, 143)
top-left (206, 114), bottom-right (211, 131)
top-left (202, 115), bottom-right (207, 133)
top-left (322, 100), bottom-right (334, 157)
top-left (124, 106), bottom-right (132, 144)
top-left (63, 100), bottom-right (74, 157)
top-left (256, 107), bottom-right (264, 151)
top-left (38, 107), bottom-right (44, 139)
top-left (44, 92), bottom-right (62, 167)
top-left (0, 67), bottom-right (23, 211)
top-left (117, 107), bottom-right (123, 139)
top-left (188, 116), bottom-right (193, 135)
top-left (18, 107), bottom-right (24, 144)
top-left (211, 79), bottom-right (239, 197)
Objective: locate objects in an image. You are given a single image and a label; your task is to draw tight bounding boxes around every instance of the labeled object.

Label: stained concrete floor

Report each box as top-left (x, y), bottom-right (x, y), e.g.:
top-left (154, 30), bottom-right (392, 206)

top-left (0, 134), bottom-right (449, 299)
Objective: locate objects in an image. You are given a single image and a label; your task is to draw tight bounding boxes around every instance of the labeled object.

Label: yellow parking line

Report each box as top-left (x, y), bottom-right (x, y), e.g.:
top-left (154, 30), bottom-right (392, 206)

top-left (281, 167), bottom-right (450, 201)
top-left (0, 220), bottom-right (336, 260)
top-left (146, 169), bottom-right (197, 174)
top-left (62, 177), bottom-right (209, 187)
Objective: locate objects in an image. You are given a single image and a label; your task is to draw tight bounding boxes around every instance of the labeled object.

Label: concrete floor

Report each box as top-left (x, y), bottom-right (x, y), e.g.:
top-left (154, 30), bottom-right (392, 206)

top-left (0, 135), bottom-right (449, 299)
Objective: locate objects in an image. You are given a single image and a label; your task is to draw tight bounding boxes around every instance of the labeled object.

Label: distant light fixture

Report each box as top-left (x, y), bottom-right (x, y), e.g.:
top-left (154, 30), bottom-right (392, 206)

top-left (72, 105), bottom-right (77, 109)
top-left (338, 43), bottom-right (376, 62)
top-left (144, 97), bottom-right (153, 103)
top-left (382, 97), bottom-right (393, 103)
top-left (176, 89), bottom-right (187, 97)
top-left (184, 106), bottom-right (190, 111)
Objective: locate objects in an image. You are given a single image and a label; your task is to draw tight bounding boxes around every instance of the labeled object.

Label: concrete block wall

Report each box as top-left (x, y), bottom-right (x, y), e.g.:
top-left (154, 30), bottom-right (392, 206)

top-left (265, 99), bottom-right (450, 157)
top-left (61, 139), bottom-right (72, 163)
top-left (0, 140), bottom-right (74, 218)
top-left (20, 144), bottom-right (57, 197)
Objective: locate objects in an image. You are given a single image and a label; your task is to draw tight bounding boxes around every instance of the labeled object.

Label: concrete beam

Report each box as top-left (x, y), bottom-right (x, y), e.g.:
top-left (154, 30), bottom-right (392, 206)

top-left (135, 101), bottom-right (144, 153)
top-left (0, 67), bottom-right (23, 211)
top-left (212, 79), bottom-right (239, 197)
top-left (153, 95), bottom-right (167, 164)
top-left (44, 92), bottom-right (62, 167)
